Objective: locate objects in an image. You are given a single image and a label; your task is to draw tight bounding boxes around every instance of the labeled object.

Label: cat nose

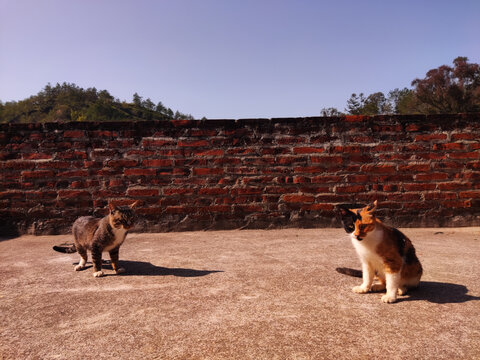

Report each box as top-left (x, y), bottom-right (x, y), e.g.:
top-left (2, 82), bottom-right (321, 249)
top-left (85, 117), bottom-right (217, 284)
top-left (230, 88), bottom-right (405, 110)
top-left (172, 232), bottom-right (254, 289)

top-left (356, 235), bottom-right (363, 241)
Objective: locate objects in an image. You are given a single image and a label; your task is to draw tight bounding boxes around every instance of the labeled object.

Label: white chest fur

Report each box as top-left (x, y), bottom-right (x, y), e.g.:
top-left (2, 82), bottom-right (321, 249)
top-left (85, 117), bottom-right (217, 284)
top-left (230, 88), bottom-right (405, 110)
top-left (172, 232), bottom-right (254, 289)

top-left (104, 226), bottom-right (128, 252)
top-left (350, 228), bottom-right (384, 272)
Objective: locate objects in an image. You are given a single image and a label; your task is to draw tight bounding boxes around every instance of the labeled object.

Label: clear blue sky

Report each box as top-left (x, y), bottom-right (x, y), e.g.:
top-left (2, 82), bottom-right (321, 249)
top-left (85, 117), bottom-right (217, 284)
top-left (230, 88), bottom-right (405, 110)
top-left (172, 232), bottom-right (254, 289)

top-left (1, 0), bottom-right (479, 119)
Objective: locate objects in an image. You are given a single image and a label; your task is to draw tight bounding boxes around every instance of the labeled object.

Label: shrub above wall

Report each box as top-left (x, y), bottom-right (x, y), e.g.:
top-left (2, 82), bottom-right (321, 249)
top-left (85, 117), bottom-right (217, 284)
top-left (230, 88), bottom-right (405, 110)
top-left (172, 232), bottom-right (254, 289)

top-left (1, 114), bottom-right (480, 235)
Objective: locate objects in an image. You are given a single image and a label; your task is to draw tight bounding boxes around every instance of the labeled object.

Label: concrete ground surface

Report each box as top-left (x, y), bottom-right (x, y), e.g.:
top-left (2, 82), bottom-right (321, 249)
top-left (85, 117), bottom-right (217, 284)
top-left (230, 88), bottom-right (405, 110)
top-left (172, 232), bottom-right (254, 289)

top-left (0, 228), bottom-right (479, 360)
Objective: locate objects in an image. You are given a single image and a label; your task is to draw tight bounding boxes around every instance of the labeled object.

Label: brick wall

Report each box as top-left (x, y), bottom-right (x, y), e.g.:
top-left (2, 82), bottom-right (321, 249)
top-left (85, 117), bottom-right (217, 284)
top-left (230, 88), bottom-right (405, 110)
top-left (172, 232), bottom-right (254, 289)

top-left (1, 114), bottom-right (480, 235)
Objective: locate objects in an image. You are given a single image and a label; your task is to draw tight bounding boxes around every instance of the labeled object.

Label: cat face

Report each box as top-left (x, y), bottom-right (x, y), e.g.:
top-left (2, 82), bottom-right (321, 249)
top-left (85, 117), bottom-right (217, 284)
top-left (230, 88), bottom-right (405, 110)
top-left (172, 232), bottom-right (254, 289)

top-left (108, 201), bottom-right (139, 230)
top-left (337, 203), bottom-right (365, 233)
top-left (352, 201), bottom-right (377, 241)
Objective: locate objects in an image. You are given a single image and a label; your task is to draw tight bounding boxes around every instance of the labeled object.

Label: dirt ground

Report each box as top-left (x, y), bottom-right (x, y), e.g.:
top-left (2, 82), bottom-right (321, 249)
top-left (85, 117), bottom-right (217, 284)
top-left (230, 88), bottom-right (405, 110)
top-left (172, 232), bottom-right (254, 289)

top-left (0, 228), bottom-right (479, 360)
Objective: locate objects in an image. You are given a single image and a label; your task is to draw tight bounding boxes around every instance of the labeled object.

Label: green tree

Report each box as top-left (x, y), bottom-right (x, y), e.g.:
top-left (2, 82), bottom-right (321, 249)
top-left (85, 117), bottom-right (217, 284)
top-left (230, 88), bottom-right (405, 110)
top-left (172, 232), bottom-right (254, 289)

top-left (411, 56), bottom-right (480, 113)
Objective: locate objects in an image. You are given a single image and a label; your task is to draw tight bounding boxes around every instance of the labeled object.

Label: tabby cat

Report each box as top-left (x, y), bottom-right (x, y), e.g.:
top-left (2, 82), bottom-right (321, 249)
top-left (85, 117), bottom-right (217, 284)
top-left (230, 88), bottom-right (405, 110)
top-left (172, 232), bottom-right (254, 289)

top-left (338, 201), bottom-right (423, 303)
top-left (53, 201), bottom-right (139, 278)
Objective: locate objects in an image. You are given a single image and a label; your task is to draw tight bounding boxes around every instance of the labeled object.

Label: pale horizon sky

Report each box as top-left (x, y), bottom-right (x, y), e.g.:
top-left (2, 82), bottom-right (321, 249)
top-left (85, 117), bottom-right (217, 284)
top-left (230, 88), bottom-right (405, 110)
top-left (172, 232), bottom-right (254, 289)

top-left (1, 0), bottom-right (479, 119)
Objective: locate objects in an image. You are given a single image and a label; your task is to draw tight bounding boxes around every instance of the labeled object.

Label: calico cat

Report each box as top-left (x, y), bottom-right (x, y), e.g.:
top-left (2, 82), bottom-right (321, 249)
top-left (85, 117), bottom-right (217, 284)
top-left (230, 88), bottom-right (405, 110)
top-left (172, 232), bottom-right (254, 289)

top-left (339, 201), bottom-right (423, 303)
top-left (335, 204), bottom-right (364, 278)
top-left (53, 201), bottom-right (139, 278)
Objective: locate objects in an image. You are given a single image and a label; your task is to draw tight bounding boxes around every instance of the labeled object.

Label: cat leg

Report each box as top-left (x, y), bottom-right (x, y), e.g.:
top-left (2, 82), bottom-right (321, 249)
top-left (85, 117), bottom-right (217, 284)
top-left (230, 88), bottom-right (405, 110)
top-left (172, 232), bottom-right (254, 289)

top-left (353, 262), bottom-right (374, 294)
top-left (371, 274), bottom-right (386, 292)
top-left (74, 247), bottom-right (88, 271)
top-left (382, 272), bottom-right (401, 303)
top-left (91, 245), bottom-right (105, 278)
top-left (109, 247), bottom-right (125, 274)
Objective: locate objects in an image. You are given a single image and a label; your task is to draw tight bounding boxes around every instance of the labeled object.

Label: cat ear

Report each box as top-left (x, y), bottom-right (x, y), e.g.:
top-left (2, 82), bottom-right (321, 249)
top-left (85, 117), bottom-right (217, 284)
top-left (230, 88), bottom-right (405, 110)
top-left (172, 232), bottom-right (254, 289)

top-left (108, 203), bottom-right (118, 213)
top-left (130, 200), bottom-right (140, 209)
top-left (366, 200), bottom-right (377, 213)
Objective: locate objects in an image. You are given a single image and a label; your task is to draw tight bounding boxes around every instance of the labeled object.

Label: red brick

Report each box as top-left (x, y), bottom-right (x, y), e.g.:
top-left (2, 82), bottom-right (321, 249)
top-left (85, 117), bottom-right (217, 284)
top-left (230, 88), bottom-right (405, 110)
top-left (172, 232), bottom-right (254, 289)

top-left (293, 147), bottom-right (325, 154)
top-left (448, 152), bottom-right (478, 160)
top-left (344, 115), bottom-right (367, 122)
top-left (433, 143), bottom-right (465, 151)
top-left (233, 204), bottom-right (264, 213)
top-left (398, 164), bottom-right (430, 172)
top-left (293, 166), bottom-right (325, 174)
top-left (58, 190), bottom-right (90, 198)
top-left (452, 133), bottom-right (476, 140)
top-left (361, 164), bottom-right (396, 173)
top-left (200, 205), bottom-right (231, 213)
top-left (142, 159), bottom-right (173, 167)
top-left (22, 153), bottom-right (53, 160)
top-left (199, 188), bottom-right (229, 195)
top-left (424, 192), bottom-right (457, 200)
top-left (459, 191), bottom-right (480, 199)
top-left (64, 130), bottom-right (85, 138)
top-left (415, 173), bottom-right (449, 181)
top-left (438, 182), bottom-right (472, 191)
top-left (193, 168), bottom-right (224, 176)
top-left (124, 169), bottom-right (156, 176)
top-left (57, 170), bottom-right (89, 178)
top-left (126, 188), bottom-right (159, 197)
top-left (312, 175), bottom-right (343, 183)
top-left (165, 206), bottom-right (196, 214)
top-left (37, 161), bottom-right (72, 169)
top-left (281, 194), bottom-right (315, 203)
top-left (231, 188), bottom-right (263, 195)
top-left (311, 156), bottom-right (343, 165)
top-left (107, 160), bottom-right (138, 168)
top-left (142, 139), bottom-right (176, 147)
top-left (301, 203), bottom-right (334, 211)
top-left (335, 185), bottom-right (366, 194)
top-left (414, 134), bottom-right (447, 142)
top-left (21, 170), bottom-right (55, 179)
top-left (3, 161), bottom-right (35, 170)
top-left (163, 188), bottom-right (195, 196)
top-left (178, 140), bottom-right (209, 147)
top-left (194, 149), bottom-right (225, 157)
top-left (403, 183), bottom-right (437, 191)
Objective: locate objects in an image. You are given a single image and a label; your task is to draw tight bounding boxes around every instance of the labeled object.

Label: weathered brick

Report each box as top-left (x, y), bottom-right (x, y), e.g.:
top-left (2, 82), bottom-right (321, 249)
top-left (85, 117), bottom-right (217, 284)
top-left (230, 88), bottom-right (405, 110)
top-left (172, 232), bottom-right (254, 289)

top-left (335, 185), bottom-right (366, 194)
top-left (281, 194), bottom-right (315, 203)
top-left (193, 168), bottom-right (224, 176)
top-left (64, 130), bottom-right (85, 138)
top-left (414, 134), bottom-right (447, 142)
top-left (126, 188), bottom-right (159, 197)
top-left (124, 169), bottom-right (156, 176)
top-left (415, 173), bottom-right (449, 181)
top-left (361, 164), bottom-right (396, 173)
top-left (293, 147), bottom-right (325, 154)
top-left (142, 159), bottom-right (174, 167)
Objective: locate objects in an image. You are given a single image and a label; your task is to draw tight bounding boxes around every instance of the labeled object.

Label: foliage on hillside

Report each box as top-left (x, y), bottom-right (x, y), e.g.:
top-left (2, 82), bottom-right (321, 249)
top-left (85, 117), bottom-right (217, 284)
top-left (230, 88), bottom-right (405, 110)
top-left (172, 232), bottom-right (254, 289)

top-left (0, 83), bottom-right (195, 123)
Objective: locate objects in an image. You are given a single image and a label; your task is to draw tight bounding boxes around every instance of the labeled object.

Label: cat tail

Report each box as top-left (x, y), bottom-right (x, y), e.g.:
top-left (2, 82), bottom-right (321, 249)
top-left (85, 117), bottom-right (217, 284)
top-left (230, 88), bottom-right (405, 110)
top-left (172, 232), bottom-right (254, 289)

top-left (336, 267), bottom-right (362, 278)
top-left (52, 243), bottom-right (77, 253)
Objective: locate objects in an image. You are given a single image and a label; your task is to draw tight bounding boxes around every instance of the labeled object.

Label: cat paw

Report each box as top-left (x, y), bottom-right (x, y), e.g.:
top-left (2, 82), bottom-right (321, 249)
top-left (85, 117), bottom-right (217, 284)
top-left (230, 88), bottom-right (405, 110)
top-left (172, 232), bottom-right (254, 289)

top-left (74, 265), bottom-right (85, 271)
top-left (353, 285), bottom-right (370, 294)
top-left (115, 267), bottom-right (126, 274)
top-left (397, 287), bottom-right (408, 296)
top-left (381, 294), bottom-right (397, 303)
top-left (93, 271), bottom-right (105, 278)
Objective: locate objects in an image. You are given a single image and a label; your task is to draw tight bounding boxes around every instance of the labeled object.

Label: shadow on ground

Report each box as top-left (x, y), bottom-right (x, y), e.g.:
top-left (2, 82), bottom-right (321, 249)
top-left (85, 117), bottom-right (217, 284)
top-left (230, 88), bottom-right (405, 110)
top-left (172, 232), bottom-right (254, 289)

top-left (403, 281), bottom-right (480, 304)
top-left (73, 260), bottom-right (223, 277)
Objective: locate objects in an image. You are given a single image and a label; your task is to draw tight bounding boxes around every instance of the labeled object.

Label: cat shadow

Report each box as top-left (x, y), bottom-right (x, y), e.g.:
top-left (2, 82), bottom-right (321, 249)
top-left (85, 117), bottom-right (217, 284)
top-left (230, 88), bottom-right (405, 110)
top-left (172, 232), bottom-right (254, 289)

top-left (400, 281), bottom-right (480, 304)
top-left (113, 260), bottom-right (223, 277)
top-left (74, 260), bottom-right (223, 277)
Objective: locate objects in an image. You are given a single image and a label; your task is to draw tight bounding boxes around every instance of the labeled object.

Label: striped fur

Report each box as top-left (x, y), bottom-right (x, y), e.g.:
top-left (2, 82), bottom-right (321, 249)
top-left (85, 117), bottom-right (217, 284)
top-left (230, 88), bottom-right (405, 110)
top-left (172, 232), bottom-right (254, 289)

top-left (70, 201), bottom-right (139, 278)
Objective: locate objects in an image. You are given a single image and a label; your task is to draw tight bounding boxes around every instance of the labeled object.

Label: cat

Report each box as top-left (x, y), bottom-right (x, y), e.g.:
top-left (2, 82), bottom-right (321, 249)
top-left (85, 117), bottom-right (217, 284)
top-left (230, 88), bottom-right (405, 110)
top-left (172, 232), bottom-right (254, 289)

top-left (335, 204), bottom-right (364, 278)
top-left (53, 201), bottom-right (139, 278)
top-left (338, 201), bottom-right (423, 303)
